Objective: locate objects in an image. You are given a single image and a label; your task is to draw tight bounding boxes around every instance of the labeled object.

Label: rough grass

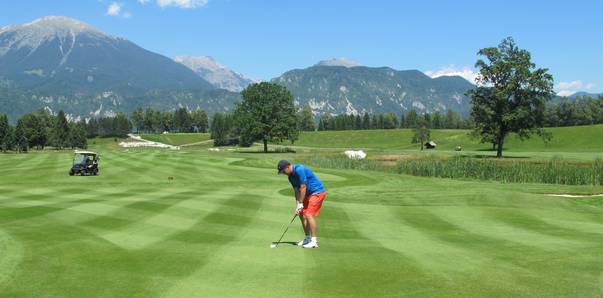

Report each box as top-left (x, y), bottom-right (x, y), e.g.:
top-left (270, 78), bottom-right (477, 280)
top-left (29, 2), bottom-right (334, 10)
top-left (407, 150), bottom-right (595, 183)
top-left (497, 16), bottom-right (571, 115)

top-left (1, 147), bottom-right (602, 296)
top-left (397, 156), bottom-right (603, 185)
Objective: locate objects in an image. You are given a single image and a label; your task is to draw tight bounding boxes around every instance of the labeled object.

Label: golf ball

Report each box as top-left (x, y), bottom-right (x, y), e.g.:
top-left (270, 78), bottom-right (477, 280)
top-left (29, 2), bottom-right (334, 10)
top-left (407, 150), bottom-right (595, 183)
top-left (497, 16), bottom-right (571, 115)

top-left (270, 244), bottom-right (276, 248)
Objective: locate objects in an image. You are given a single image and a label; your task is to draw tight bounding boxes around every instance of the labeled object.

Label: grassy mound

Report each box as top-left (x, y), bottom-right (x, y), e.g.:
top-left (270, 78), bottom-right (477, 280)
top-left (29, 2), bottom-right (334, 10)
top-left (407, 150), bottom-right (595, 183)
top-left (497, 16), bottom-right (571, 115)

top-left (139, 133), bottom-right (210, 146)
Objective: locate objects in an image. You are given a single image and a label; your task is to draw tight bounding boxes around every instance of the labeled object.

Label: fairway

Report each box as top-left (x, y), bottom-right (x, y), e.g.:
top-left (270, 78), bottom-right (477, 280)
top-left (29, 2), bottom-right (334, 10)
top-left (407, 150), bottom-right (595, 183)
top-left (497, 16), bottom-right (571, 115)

top-left (1, 147), bottom-right (603, 297)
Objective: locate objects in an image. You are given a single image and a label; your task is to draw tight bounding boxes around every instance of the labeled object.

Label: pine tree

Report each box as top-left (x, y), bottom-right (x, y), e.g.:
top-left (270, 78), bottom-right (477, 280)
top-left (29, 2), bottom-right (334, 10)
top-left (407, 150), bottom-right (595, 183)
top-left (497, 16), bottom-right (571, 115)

top-left (173, 108), bottom-right (192, 133)
top-left (191, 109), bottom-right (209, 133)
top-left (131, 108), bottom-right (144, 133)
top-left (0, 113), bottom-right (9, 152)
top-left (86, 118), bottom-right (99, 138)
top-left (51, 111), bottom-right (69, 149)
top-left (298, 105), bottom-right (316, 131)
top-left (68, 122), bottom-right (87, 149)
top-left (3, 126), bottom-right (15, 152)
top-left (362, 112), bottom-right (370, 130)
top-left (14, 119), bottom-right (28, 153)
top-left (405, 110), bottom-right (418, 128)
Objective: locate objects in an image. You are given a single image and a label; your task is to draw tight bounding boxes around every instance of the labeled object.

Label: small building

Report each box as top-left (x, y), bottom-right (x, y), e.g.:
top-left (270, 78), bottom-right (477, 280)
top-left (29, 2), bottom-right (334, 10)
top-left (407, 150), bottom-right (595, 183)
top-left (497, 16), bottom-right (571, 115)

top-left (425, 141), bottom-right (437, 149)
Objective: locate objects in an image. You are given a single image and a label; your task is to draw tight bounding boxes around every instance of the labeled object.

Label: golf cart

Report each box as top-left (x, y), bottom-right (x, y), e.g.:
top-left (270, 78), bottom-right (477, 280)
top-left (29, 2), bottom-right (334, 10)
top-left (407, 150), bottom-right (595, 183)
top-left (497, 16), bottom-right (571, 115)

top-left (69, 151), bottom-right (100, 176)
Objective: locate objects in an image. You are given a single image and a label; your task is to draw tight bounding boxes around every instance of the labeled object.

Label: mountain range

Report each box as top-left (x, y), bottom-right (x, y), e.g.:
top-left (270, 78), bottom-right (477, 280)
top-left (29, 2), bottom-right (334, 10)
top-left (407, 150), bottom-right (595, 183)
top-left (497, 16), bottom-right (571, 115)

top-left (0, 16), bottom-right (241, 121)
top-left (271, 63), bottom-right (475, 116)
top-left (6, 16), bottom-right (592, 122)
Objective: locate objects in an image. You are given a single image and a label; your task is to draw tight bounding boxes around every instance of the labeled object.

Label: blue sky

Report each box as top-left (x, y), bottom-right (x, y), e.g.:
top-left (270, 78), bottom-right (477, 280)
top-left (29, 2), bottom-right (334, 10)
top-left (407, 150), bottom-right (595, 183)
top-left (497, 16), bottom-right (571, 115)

top-left (1, 0), bottom-right (602, 95)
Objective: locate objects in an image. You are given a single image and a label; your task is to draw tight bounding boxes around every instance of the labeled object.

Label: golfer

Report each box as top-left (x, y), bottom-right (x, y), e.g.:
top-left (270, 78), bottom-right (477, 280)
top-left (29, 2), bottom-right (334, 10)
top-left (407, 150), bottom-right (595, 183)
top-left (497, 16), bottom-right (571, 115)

top-left (277, 160), bottom-right (326, 248)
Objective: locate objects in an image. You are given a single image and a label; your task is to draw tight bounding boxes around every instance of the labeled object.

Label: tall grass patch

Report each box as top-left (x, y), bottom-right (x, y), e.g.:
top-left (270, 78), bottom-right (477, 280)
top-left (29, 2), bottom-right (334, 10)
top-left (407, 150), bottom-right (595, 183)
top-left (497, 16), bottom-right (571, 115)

top-left (398, 156), bottom-right (603, 185)
top-left (299, 155), bottom-right (396, 173)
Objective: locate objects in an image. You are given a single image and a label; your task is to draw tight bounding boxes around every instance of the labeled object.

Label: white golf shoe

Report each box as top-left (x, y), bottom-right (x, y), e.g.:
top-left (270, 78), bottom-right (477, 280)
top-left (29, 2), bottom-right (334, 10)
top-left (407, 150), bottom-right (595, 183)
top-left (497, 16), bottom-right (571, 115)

top-left (297, 237), bottom-right (311, 246)
top-left (302, 240), bottom-right (319, 249)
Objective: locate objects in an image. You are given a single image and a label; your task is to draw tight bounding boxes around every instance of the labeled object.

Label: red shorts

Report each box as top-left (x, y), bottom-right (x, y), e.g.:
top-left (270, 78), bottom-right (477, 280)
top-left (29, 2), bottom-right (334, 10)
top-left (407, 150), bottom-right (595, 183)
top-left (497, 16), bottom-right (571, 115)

top-left (302, 192), bottom-right (326, 217)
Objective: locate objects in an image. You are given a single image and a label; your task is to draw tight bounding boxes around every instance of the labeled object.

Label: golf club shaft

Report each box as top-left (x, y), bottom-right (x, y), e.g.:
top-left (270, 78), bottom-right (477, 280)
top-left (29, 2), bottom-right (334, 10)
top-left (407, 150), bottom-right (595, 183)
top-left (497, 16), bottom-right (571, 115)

top-left (275, 214), bottom-right (298, 247)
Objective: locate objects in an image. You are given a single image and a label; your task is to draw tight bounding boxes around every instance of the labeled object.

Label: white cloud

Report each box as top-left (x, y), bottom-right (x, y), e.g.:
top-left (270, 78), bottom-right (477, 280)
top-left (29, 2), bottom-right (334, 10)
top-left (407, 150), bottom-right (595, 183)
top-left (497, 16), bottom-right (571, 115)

top-left (555, 80), bottom-right (595, 90)
top-left (424, 65), bottom-right (478, 85)
top-left (554, 80), bottom-right (595, 97)
top-left (138, 0), bottom-right (151, 4)
top-left (157, 0), bottom-right (209, 9)
top-left (106, 2), bottom-right (132, 18)
top-left (556, 90), bottom-right (577, 97)
top-left (106, 2), bottom-right (122, 16)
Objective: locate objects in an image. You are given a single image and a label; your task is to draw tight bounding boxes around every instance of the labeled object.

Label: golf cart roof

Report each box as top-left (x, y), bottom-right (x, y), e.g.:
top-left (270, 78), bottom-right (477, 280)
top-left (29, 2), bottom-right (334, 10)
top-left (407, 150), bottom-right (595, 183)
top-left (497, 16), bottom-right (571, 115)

top-left (74, 150), bottom-right (97, 155)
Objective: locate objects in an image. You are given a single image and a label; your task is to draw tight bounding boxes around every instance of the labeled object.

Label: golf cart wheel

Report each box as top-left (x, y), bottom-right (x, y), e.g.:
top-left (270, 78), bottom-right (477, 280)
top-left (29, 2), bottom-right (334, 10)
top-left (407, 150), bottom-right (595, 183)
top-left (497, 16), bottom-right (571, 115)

top-left (69, 170), bottom-right (74, 176)
top-left (93, 170), bottom-right (98, 176)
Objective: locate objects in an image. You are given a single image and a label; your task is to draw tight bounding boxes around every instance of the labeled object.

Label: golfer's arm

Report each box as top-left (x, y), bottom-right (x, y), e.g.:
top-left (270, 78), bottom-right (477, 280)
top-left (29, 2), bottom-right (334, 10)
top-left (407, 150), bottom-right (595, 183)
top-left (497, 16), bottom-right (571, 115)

top-left (297, 184), bottom-right (307, 203)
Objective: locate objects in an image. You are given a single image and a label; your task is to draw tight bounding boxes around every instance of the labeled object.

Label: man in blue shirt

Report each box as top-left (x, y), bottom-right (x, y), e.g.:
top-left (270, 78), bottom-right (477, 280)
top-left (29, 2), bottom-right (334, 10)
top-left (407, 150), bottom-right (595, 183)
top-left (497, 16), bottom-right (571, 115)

top-left (278, 160), bottom-right (326, 248)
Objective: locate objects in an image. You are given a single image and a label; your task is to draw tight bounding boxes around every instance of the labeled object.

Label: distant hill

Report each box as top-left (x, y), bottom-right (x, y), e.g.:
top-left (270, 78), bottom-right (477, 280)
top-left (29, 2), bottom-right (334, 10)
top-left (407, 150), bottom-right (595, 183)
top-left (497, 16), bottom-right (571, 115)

top-left (175, 55), bottom-right (258, 92)
top-left (0, 16), bottom-right (212, 93)
top-left (569, 92), bottom-right (602, 98)
top-left (272, 64), bottom-right (475, 116)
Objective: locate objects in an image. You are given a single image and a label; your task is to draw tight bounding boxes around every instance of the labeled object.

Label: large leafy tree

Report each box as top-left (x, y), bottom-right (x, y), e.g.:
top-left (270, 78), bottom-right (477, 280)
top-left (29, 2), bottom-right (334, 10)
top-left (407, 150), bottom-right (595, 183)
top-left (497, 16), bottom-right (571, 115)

top-left (20, 113), bottom-right (47, 149)
top-left (467, 37), bottom-right (555, 158)
top-left (235, 82), bottom-right (298, 152)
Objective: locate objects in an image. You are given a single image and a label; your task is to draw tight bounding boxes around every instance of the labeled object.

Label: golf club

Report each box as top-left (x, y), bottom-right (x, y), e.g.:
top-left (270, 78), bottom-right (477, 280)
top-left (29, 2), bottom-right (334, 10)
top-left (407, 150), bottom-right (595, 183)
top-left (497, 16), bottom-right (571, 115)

top-left (270, 214), bottom-right (298, 248)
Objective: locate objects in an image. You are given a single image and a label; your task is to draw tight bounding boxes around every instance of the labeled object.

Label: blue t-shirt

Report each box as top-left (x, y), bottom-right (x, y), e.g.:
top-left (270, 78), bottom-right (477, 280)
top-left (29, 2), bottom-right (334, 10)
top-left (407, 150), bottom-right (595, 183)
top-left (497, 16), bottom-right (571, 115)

top-left (288, 164), bottom-right (326, 195)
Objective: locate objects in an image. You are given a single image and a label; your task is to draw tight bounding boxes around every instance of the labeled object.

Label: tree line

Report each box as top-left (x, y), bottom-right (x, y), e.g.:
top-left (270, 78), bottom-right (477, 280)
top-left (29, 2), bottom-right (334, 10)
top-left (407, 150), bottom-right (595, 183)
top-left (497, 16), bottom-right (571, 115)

top-left (0, 109), bottom-right (87, 152)
top-left (131, 107), bottom-right (208, 133)
top-left (545, 96), bottom-right (603, 127)
top-left (0, 109), bottom-right (135, 153)
top-left (315, 109), bottom-right (471, 131)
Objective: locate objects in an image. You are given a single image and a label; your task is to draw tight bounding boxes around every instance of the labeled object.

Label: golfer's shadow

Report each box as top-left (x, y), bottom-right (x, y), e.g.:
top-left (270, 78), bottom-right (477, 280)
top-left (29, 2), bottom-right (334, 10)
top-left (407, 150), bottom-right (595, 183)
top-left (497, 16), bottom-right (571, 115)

top-left (272, 241), bottom-right (297, 246)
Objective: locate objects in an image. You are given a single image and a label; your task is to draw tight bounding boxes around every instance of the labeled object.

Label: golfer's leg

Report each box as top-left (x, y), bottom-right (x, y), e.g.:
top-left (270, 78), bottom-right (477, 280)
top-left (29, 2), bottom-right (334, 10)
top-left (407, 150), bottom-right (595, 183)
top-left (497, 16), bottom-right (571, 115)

top-left (300, 215), bottom-right (310, 236)
top-left (305, 215), bottom-right (317, 237)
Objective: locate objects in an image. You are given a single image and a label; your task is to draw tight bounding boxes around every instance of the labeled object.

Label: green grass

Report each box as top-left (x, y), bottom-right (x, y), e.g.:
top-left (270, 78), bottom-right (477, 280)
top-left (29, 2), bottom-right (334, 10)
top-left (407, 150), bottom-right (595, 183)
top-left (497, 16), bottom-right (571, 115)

top-left (1, 145), bottom-right (603, 296)
top-left (286, 124), bottom-right (603, 153)
top-left (139, 133), bottom-right (210, 145)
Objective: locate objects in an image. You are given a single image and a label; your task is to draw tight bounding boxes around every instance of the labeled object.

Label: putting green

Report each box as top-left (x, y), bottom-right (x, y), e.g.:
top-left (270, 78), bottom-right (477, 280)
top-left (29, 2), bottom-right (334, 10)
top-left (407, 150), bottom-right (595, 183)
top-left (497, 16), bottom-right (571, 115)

top-left (0, 148), bottom-right (602, 296)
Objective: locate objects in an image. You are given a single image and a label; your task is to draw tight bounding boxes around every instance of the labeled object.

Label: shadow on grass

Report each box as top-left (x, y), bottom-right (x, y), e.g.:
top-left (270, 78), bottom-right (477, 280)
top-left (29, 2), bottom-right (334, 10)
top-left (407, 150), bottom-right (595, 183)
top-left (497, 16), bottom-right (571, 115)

top-left (466, 154), bottom-right (531, 159)
top-left (271, 241), bottom-right (298, 246)
top-left (235, 151), bottom-right (296, 154)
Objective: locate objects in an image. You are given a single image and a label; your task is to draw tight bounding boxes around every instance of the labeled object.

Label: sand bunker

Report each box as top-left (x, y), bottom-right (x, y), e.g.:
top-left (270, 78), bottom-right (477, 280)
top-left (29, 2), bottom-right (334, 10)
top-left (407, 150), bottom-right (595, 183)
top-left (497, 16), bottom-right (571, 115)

top-left (545, 193), bottom-right (603, 198)
top-left (119, 134), bottom-right (180, 150)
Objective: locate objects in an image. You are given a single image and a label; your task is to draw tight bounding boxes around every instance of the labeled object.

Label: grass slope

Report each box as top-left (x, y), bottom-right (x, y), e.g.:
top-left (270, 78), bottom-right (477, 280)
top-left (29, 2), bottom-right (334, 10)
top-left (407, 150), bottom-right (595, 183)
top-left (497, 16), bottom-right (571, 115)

top-left (0, 147), bottom-right (602, 296)
top-left (140, 133), bottom-right (210, 146)
top-left (288, 124), bottom-right (603, 153)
